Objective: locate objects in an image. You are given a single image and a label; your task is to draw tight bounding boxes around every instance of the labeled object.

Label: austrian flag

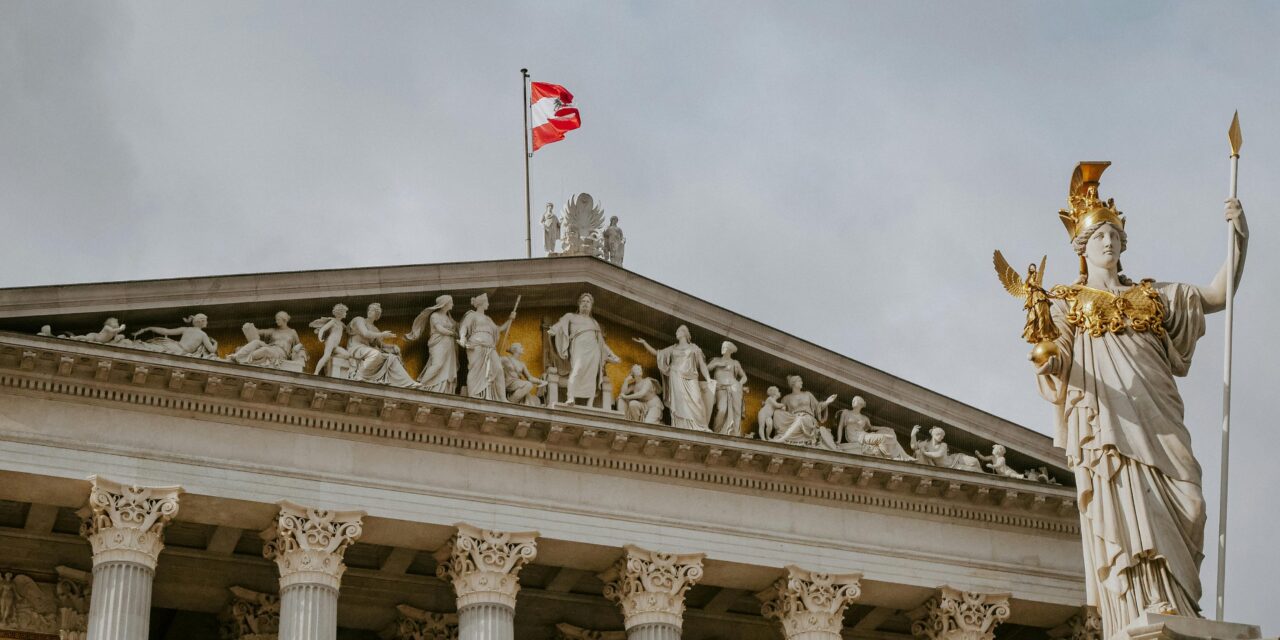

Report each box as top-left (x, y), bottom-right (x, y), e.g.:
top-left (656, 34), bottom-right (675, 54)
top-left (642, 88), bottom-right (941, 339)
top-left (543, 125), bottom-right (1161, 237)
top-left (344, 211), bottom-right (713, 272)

top-left (529, 81), bottom-right (581, 151)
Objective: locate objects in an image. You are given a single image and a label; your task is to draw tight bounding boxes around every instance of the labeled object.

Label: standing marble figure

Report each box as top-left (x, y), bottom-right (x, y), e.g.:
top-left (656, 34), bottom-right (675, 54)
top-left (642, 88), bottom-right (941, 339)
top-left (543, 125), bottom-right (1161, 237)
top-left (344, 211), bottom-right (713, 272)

top-left (541, 203), bottom-right (560, 254)
top-left (548, 292), bottom-right (619, 405)
top-left (706, 341), bottom-right (748, 435)
top-left (634, 326), bottom-right (715, 430)
top-left (457, 294), bottom-right (514, 401)
top-left (1021, 162), bottom-right (1248, 635)
top-left (407, 295), bottom-right (459, 394)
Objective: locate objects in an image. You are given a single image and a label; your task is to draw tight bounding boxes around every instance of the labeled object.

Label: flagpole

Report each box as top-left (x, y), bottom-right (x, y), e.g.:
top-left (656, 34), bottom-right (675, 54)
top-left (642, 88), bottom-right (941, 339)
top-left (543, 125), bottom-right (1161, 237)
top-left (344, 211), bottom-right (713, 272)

top-left (1215, 111), bottom-right (1242, 622)
top-left (521, 68), bottom-right (533, 259)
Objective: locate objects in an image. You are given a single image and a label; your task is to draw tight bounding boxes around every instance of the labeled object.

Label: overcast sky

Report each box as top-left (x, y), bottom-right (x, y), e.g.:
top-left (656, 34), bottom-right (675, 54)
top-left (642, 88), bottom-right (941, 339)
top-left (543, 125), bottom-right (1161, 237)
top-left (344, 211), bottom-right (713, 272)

top-left (2, 1), bottom-right (1278, 632)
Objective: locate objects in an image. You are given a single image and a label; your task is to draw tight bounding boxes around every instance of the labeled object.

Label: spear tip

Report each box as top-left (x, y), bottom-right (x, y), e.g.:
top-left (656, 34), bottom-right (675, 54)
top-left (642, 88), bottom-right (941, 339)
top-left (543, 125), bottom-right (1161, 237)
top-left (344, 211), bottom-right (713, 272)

top-left (1228, 111), bottom-right (1243, 156)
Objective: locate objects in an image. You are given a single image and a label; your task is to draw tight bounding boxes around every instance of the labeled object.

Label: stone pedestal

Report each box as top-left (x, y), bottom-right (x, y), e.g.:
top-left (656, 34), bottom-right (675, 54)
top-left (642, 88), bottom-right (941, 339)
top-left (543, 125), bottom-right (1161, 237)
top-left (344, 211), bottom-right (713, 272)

top-left (80, 476), bottom-right (181, 640)
top-left (909, 587), bottom-right (1011, 640)
top-left (599, 545), bottom-right (705, 640)
top-left (262, 501), bottom-right (364, 640)
top-left (434, 523), bottom-right (539, 640)
top-left (1110, 613), bottom-right (1262, 640)
top-left (756, 566), bottom-right (863, 640)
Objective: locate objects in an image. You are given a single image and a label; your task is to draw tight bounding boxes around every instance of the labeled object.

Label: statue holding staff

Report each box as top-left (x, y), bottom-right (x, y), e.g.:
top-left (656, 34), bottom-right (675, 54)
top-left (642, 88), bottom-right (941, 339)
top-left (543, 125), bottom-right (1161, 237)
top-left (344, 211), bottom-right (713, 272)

top-left (1005, 161), bottom-right (1248, 635)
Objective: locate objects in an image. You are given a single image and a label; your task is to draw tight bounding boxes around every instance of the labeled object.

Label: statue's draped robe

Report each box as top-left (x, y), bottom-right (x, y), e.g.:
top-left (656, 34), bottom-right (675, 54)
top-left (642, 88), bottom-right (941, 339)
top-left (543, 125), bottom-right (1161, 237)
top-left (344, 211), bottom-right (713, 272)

top-left (414, 312), bottom-right (458, 393)
top-left (655, 343), bottom-right (712, 431)
top-left (771, 391), bottom-right (829, 447)
top-left (1038, 282), bottom-right (1206, 632)
top-left (549, 312), bottom-right (613, 402)
top-left (708, 358), bottom-right (745, 436)
top-left (459, 311), bottom-right (506, 401)
top-left (346, 318), bottom-right (419, 388)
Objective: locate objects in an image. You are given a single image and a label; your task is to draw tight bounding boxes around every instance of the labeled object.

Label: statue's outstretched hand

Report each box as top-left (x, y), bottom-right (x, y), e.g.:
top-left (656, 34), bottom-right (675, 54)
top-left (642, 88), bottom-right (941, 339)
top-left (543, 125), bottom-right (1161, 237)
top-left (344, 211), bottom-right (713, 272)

top-left (1033, 353), bottom-right (1061, 377)
top-left (1225, 198), bottom-right (1247, 239)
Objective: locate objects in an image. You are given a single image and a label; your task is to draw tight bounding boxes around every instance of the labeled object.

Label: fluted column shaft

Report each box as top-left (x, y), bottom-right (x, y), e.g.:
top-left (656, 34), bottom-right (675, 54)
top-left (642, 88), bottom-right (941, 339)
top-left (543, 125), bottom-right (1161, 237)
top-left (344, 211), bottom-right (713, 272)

top-left (622, 623), bottom-right (679, 640)
top-left (435, 523), bottom-right (539, 640)
top-left (599, 545), bottom-right (705, 639)
top-left (80, 476), bottom-right (181, 640)
top-left (263, 501), bottom-right (364, 640)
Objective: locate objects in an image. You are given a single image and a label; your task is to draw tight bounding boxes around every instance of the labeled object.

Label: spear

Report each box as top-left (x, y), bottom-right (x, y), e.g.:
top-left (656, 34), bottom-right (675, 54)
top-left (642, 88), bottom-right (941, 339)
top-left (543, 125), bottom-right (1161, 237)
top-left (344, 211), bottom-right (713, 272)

top-left (1215, 111), bottom-right (1242, 622)
top-left (499, 295), bottom-right (523, 354)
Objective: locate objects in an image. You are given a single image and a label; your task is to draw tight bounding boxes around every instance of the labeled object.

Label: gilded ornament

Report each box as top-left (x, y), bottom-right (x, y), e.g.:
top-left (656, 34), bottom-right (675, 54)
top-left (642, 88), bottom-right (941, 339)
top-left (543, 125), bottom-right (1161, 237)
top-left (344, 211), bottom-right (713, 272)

top-left (992, 251), bottom-right (1060, 365)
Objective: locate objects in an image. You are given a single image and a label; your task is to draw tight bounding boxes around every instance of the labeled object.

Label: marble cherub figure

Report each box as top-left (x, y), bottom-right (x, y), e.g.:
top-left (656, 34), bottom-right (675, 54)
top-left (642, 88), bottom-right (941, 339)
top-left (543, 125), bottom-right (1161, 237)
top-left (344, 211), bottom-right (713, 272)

top-left (756, 385), bottom-right (784, 441)
top-left (974, 444), bottom-right (1023, 479)
top-left (64, 317), bottom-right (129, 345)
top-left (309, 303), bottom-right (349, 375)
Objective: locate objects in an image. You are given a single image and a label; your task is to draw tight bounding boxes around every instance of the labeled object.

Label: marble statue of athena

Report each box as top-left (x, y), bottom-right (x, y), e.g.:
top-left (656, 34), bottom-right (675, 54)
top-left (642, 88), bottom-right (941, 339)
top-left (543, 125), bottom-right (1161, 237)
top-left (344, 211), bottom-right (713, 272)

top-left (1030, 163), bottom-right (1248, 635)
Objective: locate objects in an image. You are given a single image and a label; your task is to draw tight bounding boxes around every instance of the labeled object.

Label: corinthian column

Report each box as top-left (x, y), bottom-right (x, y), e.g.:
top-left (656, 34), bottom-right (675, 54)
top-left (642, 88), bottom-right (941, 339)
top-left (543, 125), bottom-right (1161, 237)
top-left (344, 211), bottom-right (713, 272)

top-left (909, 587), bottom-right (1011, 640)
top-left (79, 476), bottom-right (181, 640)
top-left (262, 502), bottom-right (364, 640)
top-left (756, 566), bottom-right (862, 640)
top-left (434, 524), bottom-right (538, 640)
top-left (598, 545), bottom-right (705, 640)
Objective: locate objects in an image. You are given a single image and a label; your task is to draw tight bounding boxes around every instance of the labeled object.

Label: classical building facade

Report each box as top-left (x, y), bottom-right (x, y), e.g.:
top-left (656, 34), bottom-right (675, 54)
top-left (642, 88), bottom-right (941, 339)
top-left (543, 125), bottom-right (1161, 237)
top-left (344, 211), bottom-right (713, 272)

top-left (0, 257), bottom-right (1092, 640)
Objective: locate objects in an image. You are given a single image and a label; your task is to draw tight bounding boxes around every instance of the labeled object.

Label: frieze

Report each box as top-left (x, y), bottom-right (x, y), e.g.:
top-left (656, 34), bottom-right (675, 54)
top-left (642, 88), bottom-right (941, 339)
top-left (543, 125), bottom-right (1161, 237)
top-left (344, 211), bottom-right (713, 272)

top-left (0, 335), bottom-right (1078, 536)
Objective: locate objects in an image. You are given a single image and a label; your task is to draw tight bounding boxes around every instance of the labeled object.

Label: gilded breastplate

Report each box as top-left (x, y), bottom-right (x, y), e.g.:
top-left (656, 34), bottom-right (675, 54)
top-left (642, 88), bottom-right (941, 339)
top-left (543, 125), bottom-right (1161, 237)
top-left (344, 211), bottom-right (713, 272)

top-left (1049, 281), bottom-right (1166, 337)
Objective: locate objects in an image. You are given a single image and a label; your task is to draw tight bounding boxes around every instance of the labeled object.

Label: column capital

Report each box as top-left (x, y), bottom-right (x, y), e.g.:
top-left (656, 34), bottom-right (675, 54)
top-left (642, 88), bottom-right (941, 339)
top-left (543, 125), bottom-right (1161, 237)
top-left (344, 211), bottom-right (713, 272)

top-left (598, 544), bottom-right (705, 630)
top-left (261, 501), bottom-right (364, 590)
top-left (79, 475), bottom-right (182, 569)
top-left (223, 586), bottom-right (280, 640)
top-left (554, 622), bottom-right (626, 640)
top-left (910, 586), bottom-right (1011, 640)
top-left (1050, 606), bottom-right (1102, 640)
top-left (392, 604), bottom-right (457, 640)
top-left (756, 565), bottom-right (862, 640)
top-left (434, 523), bottom-right (539, 610)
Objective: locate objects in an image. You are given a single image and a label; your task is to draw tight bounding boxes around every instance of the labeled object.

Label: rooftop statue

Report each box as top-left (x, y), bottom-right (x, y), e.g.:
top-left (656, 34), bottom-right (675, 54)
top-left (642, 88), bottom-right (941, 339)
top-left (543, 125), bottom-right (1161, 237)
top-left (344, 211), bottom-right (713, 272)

top-left (756, 385), bottom-right (784, 441)
top-left (345, 303), bottom-right (420, 389)
top-left (974, 444), bottom-right (1024, 479)
top-left (541, 202), bottom-right (560, 254)
top-left (547, 292), bottom-right (619, 406)
top-left (406, 295), bottom-right (459, 394)
top-left (555, 193), bottom-right (606, 259)
top-left (601, 216), bottom-right (625, 266)
top-left (230, 311), bottom-right (307, 371)
top-left (457, 293), bottom-right (514, 401)
top-left (1005, 161), bottom-right (1249, 634)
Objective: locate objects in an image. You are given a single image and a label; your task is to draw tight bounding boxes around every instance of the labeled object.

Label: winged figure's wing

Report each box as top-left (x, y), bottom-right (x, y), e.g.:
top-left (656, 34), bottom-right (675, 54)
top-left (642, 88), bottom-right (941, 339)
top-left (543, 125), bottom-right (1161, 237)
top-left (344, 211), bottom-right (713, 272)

top-left (587, 200), bottom-right (605, 231)
top-left (1036, 255), bottom-right (1047, 286)
top-left (993, 250), bottom-right (1027, 298)
top-left (564, 194), bottom-right (606, 233)
top-left (13, 575), bottom-right (56, 614)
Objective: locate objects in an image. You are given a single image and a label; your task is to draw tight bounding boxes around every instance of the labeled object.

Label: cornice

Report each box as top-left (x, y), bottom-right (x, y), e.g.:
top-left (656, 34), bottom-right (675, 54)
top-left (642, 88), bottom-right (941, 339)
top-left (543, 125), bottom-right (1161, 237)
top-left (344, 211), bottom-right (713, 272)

top-left (0, 334), bottom-right (1078, 536)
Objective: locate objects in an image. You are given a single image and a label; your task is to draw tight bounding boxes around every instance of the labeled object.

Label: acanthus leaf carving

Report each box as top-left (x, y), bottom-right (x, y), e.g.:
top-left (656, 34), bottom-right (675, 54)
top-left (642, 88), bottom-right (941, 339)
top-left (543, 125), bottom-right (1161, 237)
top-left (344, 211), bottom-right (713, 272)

top-left (79, 476), bottom-right (182, 569)
top-left (261, 501), bottom-right (363, 590)
top-left (554, 622), bottom-right (626, 640)
top-left (221, 585), bottom-right (279, 640)
top-left (433, 523), bottom-right (538, 609)
top-left (392, 604), bottom-right (457, 640)
top-left (598, 545), bottom-right (704, 630)
top-left (756, 565), bottom-right (862, 640)
top-left (910, 587), bottom-right (1011, 640)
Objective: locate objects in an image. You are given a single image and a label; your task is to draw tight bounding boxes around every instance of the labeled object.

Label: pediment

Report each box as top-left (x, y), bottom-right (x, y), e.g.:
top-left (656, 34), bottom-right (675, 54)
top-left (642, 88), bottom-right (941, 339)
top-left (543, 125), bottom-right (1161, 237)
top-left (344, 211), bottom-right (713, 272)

top-left (0, 256), bottom-right (1068, 483)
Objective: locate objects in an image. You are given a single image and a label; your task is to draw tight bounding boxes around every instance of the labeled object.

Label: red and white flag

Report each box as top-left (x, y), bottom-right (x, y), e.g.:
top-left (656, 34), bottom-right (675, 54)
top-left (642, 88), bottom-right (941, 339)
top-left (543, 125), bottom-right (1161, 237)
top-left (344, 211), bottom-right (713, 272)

top-left (530, 81), bottom-right (581, 151)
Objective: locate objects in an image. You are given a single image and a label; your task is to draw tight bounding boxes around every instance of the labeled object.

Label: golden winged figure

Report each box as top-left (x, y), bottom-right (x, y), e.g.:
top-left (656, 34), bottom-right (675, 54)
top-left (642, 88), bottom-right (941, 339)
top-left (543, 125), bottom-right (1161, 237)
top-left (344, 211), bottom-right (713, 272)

top-left (993, 250), bottom-right (1060, 364)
